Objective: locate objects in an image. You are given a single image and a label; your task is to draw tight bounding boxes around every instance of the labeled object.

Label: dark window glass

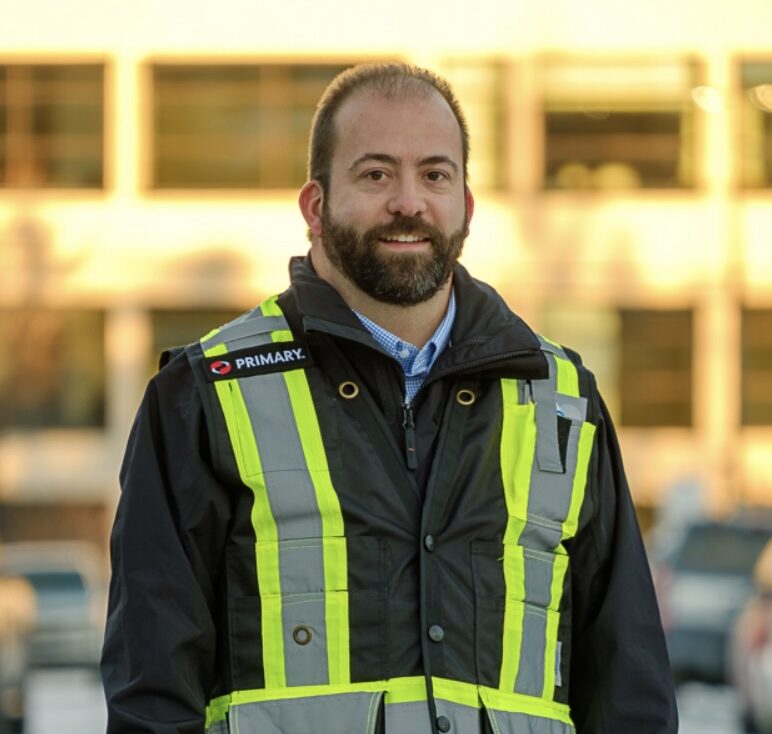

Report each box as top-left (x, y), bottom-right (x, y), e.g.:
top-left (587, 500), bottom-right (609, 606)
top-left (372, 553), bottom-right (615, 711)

top-left (619, 309), bottom-right (693, 427)
top-left (676, 524), bottom-right (770, 576)
top-left (739, 62), bottom-right (772, 188)
top-left (150, 308), bottom-right (244, 373)
top-left (151, 63), bottom-right (350, 189)
top-left (0, 64), bottom-right (104, 188)
top-left (542, 60), bottom-right (698, 190)
top-left (742, 308), bottom-right (772, 425)
top-left (0, 309), bottom-right (105, 429)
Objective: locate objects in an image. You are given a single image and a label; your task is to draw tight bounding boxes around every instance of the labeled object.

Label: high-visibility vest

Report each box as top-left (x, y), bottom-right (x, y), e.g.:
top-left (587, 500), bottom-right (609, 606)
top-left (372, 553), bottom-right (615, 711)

top-left (196, 294), bottom-right (596, 734)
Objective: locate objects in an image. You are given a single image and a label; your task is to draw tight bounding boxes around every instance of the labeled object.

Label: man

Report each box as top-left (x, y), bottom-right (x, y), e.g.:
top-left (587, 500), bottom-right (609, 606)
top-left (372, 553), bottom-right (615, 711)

top-left (102, 64), bottom-right (678, 734)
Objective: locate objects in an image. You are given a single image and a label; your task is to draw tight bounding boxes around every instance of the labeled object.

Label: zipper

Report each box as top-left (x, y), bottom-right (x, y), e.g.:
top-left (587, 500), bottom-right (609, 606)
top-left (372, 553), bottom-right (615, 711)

top-left (402, 402), bottom-right (419, 470)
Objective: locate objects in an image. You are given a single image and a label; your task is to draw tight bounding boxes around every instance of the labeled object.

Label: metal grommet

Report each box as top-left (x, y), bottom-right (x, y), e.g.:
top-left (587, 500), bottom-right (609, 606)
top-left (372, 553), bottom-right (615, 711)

top-left (338, 381), bottom-right (360, 399)
top-left (456, 389), bottom-right (476, 406)
top-left (292, 624), bottom-right (313, 646)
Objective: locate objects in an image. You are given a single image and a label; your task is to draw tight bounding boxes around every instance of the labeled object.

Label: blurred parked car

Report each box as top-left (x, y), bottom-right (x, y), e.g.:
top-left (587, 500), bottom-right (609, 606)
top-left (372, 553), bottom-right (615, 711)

top-left (0, 542), bottom-right (105, 671)
top-left (729, 540), bottom-right (772, 734)
top-left (652, 516), bottom-right (772, 683)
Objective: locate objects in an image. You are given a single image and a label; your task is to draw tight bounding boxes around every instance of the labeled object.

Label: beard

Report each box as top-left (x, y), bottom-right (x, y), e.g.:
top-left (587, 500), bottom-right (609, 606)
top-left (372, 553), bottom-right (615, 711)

top-left (320, 204), bottom-right (467, 306)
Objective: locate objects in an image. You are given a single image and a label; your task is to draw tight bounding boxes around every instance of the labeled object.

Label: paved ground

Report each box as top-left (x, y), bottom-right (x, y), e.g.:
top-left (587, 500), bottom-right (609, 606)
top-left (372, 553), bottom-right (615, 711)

top-left (18, 669), bottom-right (745, 733)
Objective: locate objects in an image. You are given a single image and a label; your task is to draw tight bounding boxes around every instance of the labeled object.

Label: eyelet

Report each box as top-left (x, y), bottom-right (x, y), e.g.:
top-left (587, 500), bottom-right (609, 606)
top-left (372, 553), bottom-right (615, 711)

top-left (292, 625), bottom-right (313, 645)
top-left (456, 389), bottom-right (476, 406)
top-left (338, 381), bottom-right (360, 399)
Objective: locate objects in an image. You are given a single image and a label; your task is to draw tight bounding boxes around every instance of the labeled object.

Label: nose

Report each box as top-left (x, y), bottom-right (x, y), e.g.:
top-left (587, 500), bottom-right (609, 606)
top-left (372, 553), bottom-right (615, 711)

top-left (386, 177), bottom-right (428, 218)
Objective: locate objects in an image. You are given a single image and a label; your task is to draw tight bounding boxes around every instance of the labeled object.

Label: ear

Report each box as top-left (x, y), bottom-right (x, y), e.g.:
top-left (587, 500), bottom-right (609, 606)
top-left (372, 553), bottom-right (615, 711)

top-left (299, 180), bottom-right (325, 238)
top-left (464, 186), bottom-right (475, 234)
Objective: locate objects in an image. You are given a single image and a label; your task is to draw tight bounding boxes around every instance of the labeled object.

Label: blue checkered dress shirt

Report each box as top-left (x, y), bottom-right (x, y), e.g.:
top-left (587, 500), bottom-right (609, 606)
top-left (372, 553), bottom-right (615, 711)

top-left (353, 291), bottom-right (456, 405)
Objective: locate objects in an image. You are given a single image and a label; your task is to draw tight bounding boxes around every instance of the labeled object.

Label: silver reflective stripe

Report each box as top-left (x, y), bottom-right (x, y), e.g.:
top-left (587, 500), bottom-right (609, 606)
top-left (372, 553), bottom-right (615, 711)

top-left (522, 549), bottom-right (555, 609)
top-left (385, 699), bottom-right (481, 734)
top-left (201, 314), bottom-right (289, 351)
top-left (515, 608), bottom-right (548, 696)
top-left (531, 359), bottom-right (562, 473)
top-left (230, 691), bottom-right (383, 734)
top-left (486, 709), bottom-right (575, 734)
top-left (527, 418), bottom-right (581, 527)
top-left (205, 720), bottom-right (227, 734)
top-left (214, 308), bottom-right (331, 686)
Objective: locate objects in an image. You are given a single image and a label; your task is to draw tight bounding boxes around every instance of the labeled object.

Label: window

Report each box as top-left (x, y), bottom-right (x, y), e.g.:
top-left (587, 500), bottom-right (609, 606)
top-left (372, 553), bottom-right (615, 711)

top-left (0, 63), bottom-right (104, 188)
top-left (619, 309), bottom-right (693, 427)
top-left (0, 309), bottom-right (105, 429)
top-left (150, 63), bottom-right (350, 189)
top-left (542, 59), bottom-right (699, 190)
top-left (443, 60), bottom-right (507, 190)
top-left (742, 309), bottom-right (772, 425)
top-left (150, 308), bottom-right (244, 373)
top-left (738, 61), bottom-right (772, 188)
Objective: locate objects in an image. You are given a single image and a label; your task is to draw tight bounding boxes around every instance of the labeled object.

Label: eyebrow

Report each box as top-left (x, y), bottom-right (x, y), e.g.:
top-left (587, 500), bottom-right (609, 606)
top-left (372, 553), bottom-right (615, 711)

top-left (349, 153), bottom-right (459, 174)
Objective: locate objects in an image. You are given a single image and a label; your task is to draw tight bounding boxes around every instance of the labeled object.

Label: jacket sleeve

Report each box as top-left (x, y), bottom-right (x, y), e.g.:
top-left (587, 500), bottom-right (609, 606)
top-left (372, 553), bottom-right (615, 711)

top-left (101, 352), bottom-right (231, 733)
top-left (568, 395), bottom-right (679, 734)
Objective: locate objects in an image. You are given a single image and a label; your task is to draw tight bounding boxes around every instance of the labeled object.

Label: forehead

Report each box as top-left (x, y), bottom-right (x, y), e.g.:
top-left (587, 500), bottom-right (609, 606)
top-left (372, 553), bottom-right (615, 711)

top-left (331, 89), bottom-right (464, 167)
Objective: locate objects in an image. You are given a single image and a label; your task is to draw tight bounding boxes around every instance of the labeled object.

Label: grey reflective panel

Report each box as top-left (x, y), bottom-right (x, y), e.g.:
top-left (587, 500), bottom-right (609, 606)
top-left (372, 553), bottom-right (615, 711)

top-left (518, 522), bottom-right (563, 554)
top-left (528, 419), bottom-right (581, 524)
top-left (522, 549), bottom-right (556, 608)
top-left (279, 538), bottom-right (326, 593)
top-left (205, 720), bottom-right (228, 734)
top-left (434, 700), bottom-right (484, 734)
top-left (231, 691), bottom-right (383, 734)
top-left (202, 314), bottom-right (288, 351)
top-left (385, 700), bottom-right (433, 733)
top-left (282, 593), bottom-right (329, 685)
top-left (532, 367), bottom-right (562, 474)
top-left (514, 607), bottom-right (548, 696)
top-left (535, 336), bottom-right (570, 362)
top-left (485, 709), bottom-right (575, 734)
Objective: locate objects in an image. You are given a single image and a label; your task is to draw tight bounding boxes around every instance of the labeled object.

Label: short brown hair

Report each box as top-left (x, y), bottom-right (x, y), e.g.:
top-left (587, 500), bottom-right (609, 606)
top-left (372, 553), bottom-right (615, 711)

top-left (308, 63), bottom-right (470, 193)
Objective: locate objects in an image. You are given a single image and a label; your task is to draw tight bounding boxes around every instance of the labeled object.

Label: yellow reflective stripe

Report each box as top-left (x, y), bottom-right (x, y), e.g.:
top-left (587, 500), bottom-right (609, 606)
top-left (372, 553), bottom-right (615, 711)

top-left (230, 680), bottom-right (389, 705)
top-left (261, 294), bottom-right (294, 341)
top-left (384, 676), bottom-right (428, 703)
top-left (205, 695), bottom-right (230, 726)
top-left (562, 422), bottom-right (596, 541)
top-left (499, 380), bottom-right (536, 692)
top-left (228, 679), bottom-right (572, 727)
top-left (433, 677), bottom-right (481, 708)
top-left (203, 342), bottom-right (286, 689)
top-left (554, 355), bottom-right (579, 397)
top-left (261, 293), bottom-right (351, 685)
top-left (479, 686), bottom-right (573, 726)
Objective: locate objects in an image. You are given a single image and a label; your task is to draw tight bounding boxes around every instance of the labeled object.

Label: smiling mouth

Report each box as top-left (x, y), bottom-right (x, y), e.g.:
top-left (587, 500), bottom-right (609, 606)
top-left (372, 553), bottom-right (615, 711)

top-left (379, 233), bottom-right (430, 245)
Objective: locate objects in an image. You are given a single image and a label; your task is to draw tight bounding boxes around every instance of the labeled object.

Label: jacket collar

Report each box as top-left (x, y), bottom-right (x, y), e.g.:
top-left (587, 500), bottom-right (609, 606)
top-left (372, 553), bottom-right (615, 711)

top-left (287, 254), bottom-right (547, 378)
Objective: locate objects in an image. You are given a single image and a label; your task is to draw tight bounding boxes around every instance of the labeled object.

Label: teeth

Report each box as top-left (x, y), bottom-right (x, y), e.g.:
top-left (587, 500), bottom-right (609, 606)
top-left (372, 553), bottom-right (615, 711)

top-left (382, 234), bottom-right (425, 243)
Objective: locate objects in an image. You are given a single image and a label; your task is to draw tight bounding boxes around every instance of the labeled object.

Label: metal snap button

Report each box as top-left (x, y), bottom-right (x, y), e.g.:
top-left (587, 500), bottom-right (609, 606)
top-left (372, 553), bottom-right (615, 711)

top-left (424, 534), bottom-right (436, 552)
top-left (428, 624), bottom-right (445, 643)
top-left (436, 715), bottom-right (452, 732)
top-left (456, 389), bottom-right (476, 406)
top-left (292, 624), bottom-right (313, 645)
top-left (338, 381), bottom-right (360, 399)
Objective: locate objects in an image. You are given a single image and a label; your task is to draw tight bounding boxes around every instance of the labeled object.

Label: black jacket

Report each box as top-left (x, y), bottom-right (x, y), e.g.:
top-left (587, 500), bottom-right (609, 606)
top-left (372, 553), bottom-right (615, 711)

top-left (102, 256), bottom-right (678, 733)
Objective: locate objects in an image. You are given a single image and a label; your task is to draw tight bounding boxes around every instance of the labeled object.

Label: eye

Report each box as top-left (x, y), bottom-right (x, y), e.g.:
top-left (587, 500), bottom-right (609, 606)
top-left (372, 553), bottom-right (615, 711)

top-left (425, 170), bottom-right (450, 183)
top-left (364, 170), bottom-right (387, 182)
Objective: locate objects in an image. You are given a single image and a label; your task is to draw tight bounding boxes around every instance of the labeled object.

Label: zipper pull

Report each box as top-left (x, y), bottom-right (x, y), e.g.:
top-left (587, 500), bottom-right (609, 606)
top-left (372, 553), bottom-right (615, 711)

top-left (402, 403), bottom-right (418, 470)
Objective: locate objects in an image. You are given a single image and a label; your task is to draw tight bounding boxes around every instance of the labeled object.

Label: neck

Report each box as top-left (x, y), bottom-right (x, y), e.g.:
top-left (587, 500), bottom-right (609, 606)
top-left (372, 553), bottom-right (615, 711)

top-left (311, 247), bottom-right (452, 348)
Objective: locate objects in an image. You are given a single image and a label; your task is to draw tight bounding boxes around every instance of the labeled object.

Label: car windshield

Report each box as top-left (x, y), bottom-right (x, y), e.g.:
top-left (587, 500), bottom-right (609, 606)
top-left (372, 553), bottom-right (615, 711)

top-left (676, 525), bottom-right (771, 575)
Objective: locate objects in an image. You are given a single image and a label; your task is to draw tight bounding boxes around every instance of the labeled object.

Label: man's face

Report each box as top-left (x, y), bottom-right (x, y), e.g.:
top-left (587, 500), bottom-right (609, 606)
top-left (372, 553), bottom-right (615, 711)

top-left (319, 89), bottom-right (472, 306)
